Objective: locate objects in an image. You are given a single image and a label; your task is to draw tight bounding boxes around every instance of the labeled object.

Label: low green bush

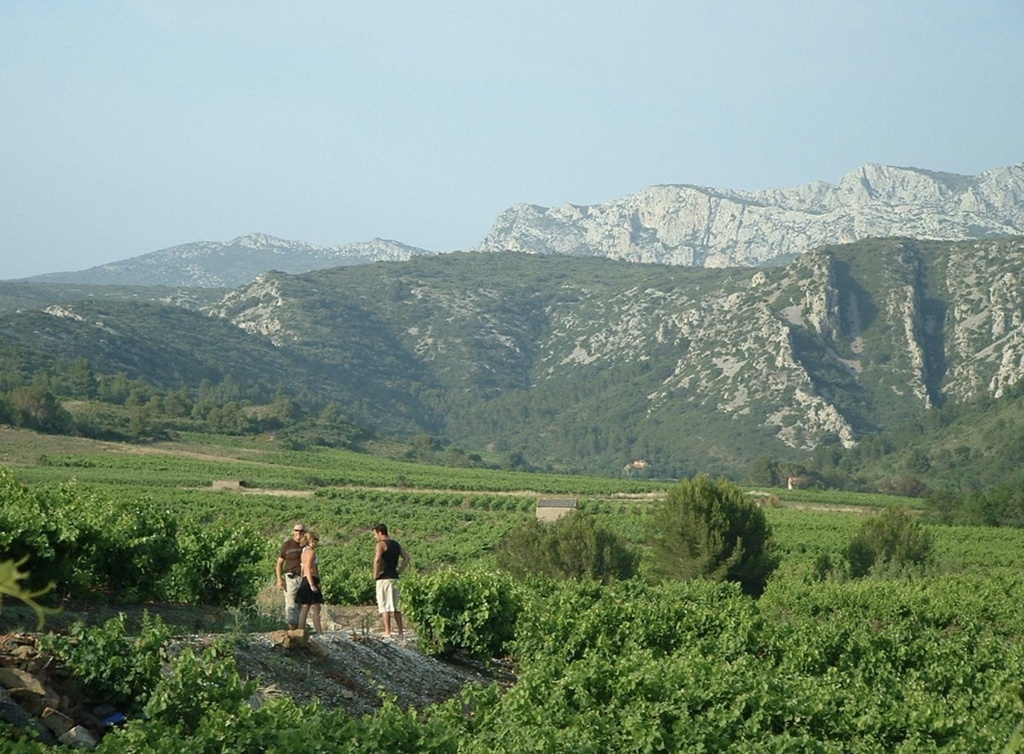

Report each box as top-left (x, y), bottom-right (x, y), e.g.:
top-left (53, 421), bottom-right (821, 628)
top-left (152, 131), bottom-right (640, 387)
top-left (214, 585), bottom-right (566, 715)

top-left (496, 511), bottom-right (638, 583)
top-left (846, 505), bottom-right (934, 577)
top-left (403, 568), bottom-right (522, 660)
top-left (39, 612), bottom-right (171, 713)
top-left (143, 644), bottom-right (257, 736)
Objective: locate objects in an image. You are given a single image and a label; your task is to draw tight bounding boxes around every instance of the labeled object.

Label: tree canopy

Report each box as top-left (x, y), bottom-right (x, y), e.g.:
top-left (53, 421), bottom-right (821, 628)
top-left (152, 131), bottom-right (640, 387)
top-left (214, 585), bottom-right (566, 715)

top-left (651, 474), bottom-right (778, 596)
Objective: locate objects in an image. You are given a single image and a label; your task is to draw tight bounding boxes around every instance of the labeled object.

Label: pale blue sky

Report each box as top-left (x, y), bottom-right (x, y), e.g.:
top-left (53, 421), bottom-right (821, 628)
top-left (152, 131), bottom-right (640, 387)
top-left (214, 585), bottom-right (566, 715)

top-left (2, 1), bottom-right (1022, 279)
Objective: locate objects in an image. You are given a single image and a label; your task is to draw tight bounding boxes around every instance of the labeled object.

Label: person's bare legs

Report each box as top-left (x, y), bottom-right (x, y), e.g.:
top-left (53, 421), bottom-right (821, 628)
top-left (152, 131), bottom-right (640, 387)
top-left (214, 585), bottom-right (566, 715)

top-left (395, 611), bottom-right (404, 638)
top-left (298, 604), bottom-right (310, 632)
top-left (381, 611), bottom-right (392, 637)
top-left (310, 604), bottom-right (323, 633)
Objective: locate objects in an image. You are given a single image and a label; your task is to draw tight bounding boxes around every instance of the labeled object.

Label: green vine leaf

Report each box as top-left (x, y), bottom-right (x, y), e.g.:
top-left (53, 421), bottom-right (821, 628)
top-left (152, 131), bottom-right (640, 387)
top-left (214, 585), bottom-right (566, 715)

top-left (0, 556), bottom-right (56, 630)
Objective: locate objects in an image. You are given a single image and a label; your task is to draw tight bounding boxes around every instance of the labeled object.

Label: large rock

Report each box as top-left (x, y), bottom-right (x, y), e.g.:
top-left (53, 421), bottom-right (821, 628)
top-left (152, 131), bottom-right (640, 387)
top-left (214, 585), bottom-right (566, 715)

top-left (0, 686), bottom-right (56, 745)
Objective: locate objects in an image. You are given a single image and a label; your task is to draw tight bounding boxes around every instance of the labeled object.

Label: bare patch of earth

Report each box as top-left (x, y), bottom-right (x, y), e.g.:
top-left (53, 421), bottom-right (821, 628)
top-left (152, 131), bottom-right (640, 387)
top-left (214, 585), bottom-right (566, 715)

top-left (230, 627), bottom-right (496, 716)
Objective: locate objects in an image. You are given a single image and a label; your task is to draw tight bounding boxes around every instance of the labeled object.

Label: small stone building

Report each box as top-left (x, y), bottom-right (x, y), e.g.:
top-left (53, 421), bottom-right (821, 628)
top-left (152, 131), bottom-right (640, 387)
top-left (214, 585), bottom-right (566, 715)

top-left (212, 479), bottom-right (244, 490)
top-left (536, 497), bottom-right (578, 522)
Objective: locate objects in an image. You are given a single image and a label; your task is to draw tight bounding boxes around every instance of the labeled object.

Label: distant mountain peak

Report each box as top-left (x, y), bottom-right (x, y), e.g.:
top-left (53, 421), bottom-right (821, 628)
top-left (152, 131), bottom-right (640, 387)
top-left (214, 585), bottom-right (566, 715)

top-left (11, 161), bottom-right (1024, 287)
top-left (19, 235), bottom-right (435, 288)
top-left (475, 162), bottom-right (1024, 267)
top-left (228, 233), bottom-right (306, 249)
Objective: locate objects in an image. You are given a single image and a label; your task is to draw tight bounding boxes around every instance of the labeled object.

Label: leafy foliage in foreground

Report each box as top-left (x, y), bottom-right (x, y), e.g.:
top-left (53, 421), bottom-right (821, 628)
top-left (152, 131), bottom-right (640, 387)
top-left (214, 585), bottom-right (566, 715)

top-left (142, 644), bottom-right (258, 737)
top-left (0, 557), bottom-right (54, 629)
top-left (39, 613), bottom-right (172, 713)
top-left (3, 437), bottom-right (1024, 750)
top-left (11, 573), bottom-right (1023, 752)
top-left (0, 468), bottom-right (263, 606)
top-left (4, 446), bottom-right (1024, 750)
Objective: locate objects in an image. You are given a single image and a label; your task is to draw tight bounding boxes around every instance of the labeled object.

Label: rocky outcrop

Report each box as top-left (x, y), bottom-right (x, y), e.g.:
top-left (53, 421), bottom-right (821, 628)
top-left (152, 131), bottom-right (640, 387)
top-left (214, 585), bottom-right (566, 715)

top-left (476, 163), bottom-right (1024, 268)
top-left (14, 162), bottom-right (1024, 289)
top-left (0, 634), bottom-right (96, 748)
top-left (210, 272), bottom-right (292, 343)
top-left (943, 240), bottom-right (1024, 400)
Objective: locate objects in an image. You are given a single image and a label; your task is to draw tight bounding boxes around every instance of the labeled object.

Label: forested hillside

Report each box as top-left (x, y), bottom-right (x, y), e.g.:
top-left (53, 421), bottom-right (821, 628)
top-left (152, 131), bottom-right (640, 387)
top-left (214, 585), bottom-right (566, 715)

top-left (2, 237), bottom-right (1024, 490)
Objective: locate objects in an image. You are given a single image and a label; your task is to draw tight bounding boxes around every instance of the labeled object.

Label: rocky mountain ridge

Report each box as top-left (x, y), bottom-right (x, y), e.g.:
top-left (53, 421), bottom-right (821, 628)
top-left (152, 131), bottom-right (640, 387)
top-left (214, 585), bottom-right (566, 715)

top-left (11, 162), bottom-right (1023, 287)
top-left (3, 233), bottom-right (1023, 477)
top-left (476, 163), bottom-right (1024, 266)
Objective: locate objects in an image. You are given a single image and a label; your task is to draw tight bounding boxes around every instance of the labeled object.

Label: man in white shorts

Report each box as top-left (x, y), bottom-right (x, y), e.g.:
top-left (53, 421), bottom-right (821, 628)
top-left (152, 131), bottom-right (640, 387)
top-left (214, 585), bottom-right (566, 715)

top-left (372, 523), bottom-right (410, 639)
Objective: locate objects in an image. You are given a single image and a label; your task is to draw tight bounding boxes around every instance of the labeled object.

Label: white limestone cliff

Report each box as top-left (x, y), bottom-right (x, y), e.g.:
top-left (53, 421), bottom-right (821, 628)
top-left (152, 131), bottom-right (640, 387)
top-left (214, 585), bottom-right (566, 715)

top-left (476, 163), bottom-right (1024, 267)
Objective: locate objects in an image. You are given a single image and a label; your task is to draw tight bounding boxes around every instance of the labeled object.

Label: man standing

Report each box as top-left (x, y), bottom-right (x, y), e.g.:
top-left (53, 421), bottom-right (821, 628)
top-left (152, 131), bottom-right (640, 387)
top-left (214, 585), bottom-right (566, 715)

top-left (276, 522), bottom-right (306, 630)
top-left (373, 523), bottom-right (410, 639)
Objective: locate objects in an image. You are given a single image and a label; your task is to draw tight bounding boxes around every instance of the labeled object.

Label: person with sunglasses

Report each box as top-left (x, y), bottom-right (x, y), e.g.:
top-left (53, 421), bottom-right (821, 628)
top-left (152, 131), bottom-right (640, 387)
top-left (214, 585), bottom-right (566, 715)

top-left (275, 523), bottom-right (306, 630)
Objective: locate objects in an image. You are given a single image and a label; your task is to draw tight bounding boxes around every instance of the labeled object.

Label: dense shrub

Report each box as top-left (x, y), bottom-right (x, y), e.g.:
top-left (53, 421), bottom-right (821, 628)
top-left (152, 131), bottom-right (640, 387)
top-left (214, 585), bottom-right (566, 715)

top-left (651, 474), bottom-right (778, 596)
top-left (927, 485), bottom-right (1024, 528)
top-left (166, 523), bottom-right (265, 607)
top-left (2, 387), bottom-right (72, 433)
top-left (846, 505), bottom-right (934, 577)
top-left (495, 511), bottom-right (638, 583)
top-left (0, 469), bottom-right (261, 607)
top-left (61, 494), bottom-right (181, 601)
top-left (402, 568), bottom-right (522, 660)
top-left (961, 485), bottom-right (1024, 528)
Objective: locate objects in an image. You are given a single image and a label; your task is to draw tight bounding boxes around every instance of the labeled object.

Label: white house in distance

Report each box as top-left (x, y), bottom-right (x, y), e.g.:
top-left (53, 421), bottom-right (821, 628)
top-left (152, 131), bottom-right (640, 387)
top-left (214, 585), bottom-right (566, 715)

top-left (536, 497), bottom-right (578, 522)
top-left (622, 459), bottom-right (649, 476)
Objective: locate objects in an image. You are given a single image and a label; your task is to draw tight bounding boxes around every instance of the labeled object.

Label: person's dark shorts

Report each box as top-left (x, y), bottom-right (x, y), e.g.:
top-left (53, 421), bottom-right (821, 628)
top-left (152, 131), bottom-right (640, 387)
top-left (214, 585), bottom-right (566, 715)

top-left (296, 577), bottom-right (324, 604)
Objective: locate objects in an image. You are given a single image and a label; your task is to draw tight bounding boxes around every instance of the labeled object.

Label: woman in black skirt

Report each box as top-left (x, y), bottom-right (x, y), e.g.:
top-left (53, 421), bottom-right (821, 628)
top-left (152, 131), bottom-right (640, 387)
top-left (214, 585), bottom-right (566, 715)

top-left (296, 531), bottom-right (324, 633)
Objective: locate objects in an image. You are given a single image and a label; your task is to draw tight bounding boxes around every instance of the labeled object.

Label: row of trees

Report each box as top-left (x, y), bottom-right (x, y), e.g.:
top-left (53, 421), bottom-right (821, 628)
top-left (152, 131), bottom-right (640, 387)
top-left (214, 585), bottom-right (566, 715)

top-left (749, 439), bottom-right (1024, 532)
top-left (928, 485), bottom-right (1024, 528)
top-left (0, 357), bottom-right (367, 449)
top-left (492, 475), bottom-right (932, 606)
top-left (1, 357), bottom-right (504, 467)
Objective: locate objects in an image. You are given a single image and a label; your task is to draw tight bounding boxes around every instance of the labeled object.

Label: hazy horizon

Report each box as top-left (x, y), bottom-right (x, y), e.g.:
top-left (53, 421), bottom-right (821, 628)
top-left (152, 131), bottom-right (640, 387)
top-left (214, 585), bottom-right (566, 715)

top-left (3, 2), bottom-right (1022, 279)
